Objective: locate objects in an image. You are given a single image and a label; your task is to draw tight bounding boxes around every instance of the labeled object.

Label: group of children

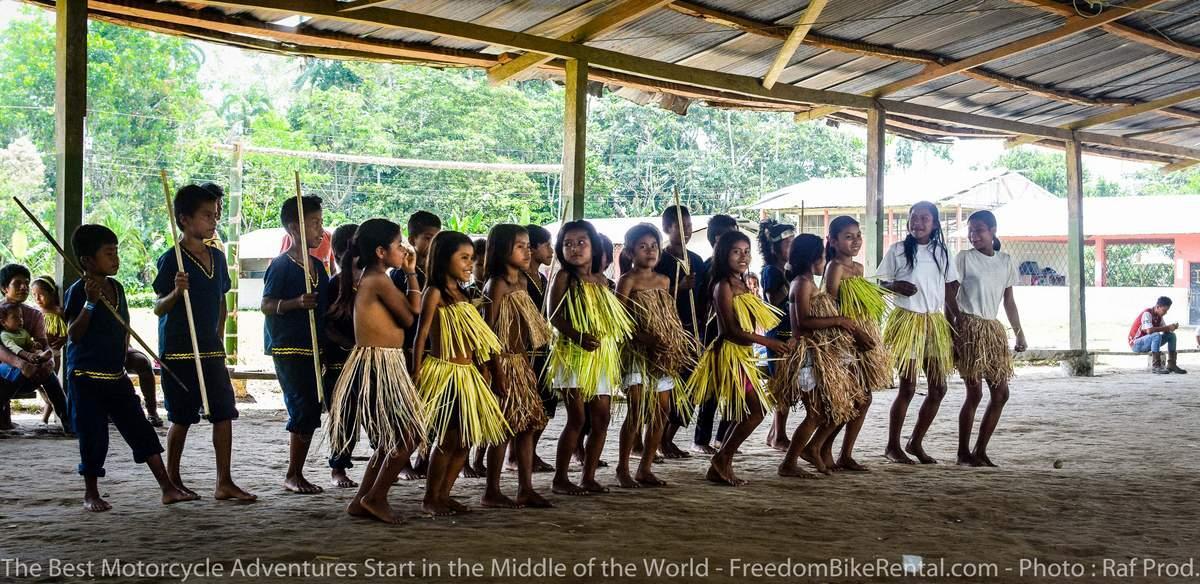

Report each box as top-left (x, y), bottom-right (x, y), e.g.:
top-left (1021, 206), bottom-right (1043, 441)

top-left (27, 180), bottom-right (1027, 519)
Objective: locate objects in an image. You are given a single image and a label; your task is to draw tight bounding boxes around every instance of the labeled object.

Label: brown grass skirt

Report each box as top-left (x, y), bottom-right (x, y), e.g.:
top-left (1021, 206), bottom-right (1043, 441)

top-left (496, 352), bottom-right (549, 434)
top-left (955, 313), bottom-right (1013, 385)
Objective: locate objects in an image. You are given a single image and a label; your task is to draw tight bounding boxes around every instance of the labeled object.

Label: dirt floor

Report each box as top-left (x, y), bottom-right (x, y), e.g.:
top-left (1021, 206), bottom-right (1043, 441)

top-left (1, 358), bottom-right (1198, 583)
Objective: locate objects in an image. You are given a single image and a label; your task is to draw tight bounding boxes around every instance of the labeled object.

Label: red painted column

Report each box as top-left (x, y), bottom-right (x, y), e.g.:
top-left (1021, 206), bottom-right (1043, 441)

top-left (1095, 237), bottom-right (1107, 288)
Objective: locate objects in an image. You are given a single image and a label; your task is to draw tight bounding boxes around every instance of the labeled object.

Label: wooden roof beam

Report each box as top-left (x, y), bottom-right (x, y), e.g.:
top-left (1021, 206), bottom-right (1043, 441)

top-left (1009, 0), bottom-right (1200, 60)
top-left (1007, 86), bottom-right (1200, 148)
top-left (802, 0), bottom-right (1167, 121)
top-left (1124, 121), bottom-right (1200, 138)
top-left (761, 0), bottom-right (827, 90)
top-left (487, 0), bottom-right (674, 85)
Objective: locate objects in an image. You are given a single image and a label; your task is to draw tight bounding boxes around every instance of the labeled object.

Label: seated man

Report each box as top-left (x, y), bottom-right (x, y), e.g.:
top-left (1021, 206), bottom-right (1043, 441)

top-left (1128, 296), bottom-right (1187, 375)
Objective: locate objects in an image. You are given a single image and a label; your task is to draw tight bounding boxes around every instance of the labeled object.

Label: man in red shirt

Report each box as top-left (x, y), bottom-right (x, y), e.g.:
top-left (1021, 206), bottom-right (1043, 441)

top-left (1128, 296), bottom-right (1187, 374)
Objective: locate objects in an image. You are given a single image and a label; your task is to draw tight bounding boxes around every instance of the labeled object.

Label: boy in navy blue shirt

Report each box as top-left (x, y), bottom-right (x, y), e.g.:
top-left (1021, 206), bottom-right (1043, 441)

top-left (655, 205), bottom-right (706, 459)
top-left (262, 195), bottom-right (329, 494)
top-left (65, 224), bottom-right (194, 512)
top-left (153, 184), bottom-right (256, 502)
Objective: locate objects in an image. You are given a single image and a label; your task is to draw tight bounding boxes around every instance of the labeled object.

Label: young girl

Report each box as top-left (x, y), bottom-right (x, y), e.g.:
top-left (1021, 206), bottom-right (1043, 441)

top-left (481, 224), bottom-right (552, 508)
top-left (879, 201), bottom-right (960, 465)
top-left (823, 216), bottom-right (892, 471)
top-left (324, 222), bottom-right (360, 488)
top-left (774, 234), bottom-right (867, 477)
top-left (326, 219), bottom-right (426, 524)
top-left (954, 210), bottom-right (1026, 467)
top-left (689, 232), bottom-right (790, 486)
top-left (758, 220), bottom-right (795, 452)
top-left (548, 220), bottom-right (633, 496)
top-left (31, 276), bottom-right (67, 425)
top-left (414, 231), bottom-right (509, 515)
top-left (616, 223), bottom-right (695, 488)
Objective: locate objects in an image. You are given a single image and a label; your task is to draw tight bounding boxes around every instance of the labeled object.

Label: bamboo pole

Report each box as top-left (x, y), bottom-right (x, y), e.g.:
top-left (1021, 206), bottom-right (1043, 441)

top-left (12, 196), bottom-right (187, 389)
top-left (160, 171), bottom-right (211, 416)
top-left (293, 172), bottom-right (325, 403)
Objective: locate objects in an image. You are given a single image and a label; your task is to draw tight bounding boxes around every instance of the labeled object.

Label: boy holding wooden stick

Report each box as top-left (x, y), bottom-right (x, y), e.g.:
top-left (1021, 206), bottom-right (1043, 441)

top-left (262, 195), bottom-right (330, 494)
top-left (153, 184), bottom-right (256, 502)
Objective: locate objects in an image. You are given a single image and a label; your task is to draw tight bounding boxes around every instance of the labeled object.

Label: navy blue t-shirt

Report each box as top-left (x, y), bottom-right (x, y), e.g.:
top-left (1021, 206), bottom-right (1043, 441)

top-left (761, 264), bottom-right (790, 338)
top-left (153, 246), bottom-right (230, 360)
top-left (64, 277), bottom-right (129, 379)
top-left (263, 253), bottom-right (329, 356)
top-left (654, 249), bottom-right (706, 337)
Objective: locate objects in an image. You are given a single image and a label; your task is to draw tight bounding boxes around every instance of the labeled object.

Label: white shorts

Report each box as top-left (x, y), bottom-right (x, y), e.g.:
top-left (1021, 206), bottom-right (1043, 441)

top-left (622, 372), bottom-right (675, 393)
top-left (552, 368), bottom-right (613, 396)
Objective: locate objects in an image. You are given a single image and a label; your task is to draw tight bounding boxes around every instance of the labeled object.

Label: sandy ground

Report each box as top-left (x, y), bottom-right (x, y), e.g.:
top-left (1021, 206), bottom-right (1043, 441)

top-left (1, 358), bottom-right (1198, 583)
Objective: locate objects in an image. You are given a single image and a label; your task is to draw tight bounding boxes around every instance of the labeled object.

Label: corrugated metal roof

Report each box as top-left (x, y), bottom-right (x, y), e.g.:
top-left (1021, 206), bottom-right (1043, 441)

top-left (36, 0), bottom-right (1200, 162)
top-left (745, 170), bottom-right (1057, 211)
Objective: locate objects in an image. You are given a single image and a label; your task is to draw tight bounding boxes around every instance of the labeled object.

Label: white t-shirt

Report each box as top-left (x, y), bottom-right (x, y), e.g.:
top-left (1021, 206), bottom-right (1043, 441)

top-left (955, 249), bottom-right (1018, 320)
top-left (877, 241), bottom-right (958, 314)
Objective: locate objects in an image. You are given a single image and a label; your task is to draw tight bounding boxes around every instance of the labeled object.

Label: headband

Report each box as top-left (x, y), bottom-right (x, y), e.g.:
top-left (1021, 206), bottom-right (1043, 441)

top-left (768, 228), bottom-right (795, 243)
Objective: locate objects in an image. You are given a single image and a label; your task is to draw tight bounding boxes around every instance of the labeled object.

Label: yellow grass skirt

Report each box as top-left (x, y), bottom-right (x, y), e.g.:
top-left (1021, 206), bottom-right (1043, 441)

top-left (883, 307), bottom-right (953, 381)
top-left (547, 281), bottom-right (634, 401)
top-left (839, 277), bottom-right (893, 391)
top-left (418, 356), bottom-right (510, 447)
top-left (496, 352), bottom-right (548, 433)
top-left (955, 313), bottom-right (1013, 385)
top-left (326, 346), bottom-right (426, 458)
top-left (688, 340), bottom-right (773, 423)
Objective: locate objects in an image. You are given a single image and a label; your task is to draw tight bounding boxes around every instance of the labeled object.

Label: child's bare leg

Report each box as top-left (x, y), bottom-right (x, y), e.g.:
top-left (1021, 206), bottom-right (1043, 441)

top-left (481, 441), bottom-right (518, 508)
top-left (906, 366), bottom-right (946, 465)
top-left (127, 351), bottom-right (161, 425)
top-left (779, 401), bottom-right (820, 477)
top-left (166, 423), bottom-right (197, 497)
top-left (661, 421), bottom-right (688, 458)
top-left (514, 431), bottom-right (552, 507)
top-left (461, 446), bottom-right (484, 479)
top-left (885, 369), bottom-right (918, 464)
top-left (146, 453), bottom-right (196, 505)
top-left (957, 378), bottom-right (983, 466)
top-left (581, 396), bottom-right (612, 493)
top-left (212, 420), bottom-right (256, 501)
top-left (552, 391), bottom-right (588, 495)
top-left (972, 380), bottom-right (1009, 467)
top-left (423, 441), bottom-right (453, 515)
top-left (529, 427), bottom-right (553, 472)
top-left (82, 474), bottom-right (112, 512)
top-left (616, 386), bottom-right (642, 488)
top-left (0, 401), bottom-right (12, 430)
top-left (38, 389), bottom-right (52, 424)
top-left (802, 422), bottom-right (838, 475)
top-left (442, 435), bottom-right (471, 512)
top-left (837, 394), bottom-right (872, 471)
top-left (396, 444), bottom-right (427, 480)
top-left (767, 404), bottom-right (790, 451)
top-left (636, 392), bottom-right (669, 486)
top-left (357, 446), bottom-right (412, 524)
top-left (708, 391), bottom-right (764, 487)
top-left (284, 431), bottom-right (323, 493)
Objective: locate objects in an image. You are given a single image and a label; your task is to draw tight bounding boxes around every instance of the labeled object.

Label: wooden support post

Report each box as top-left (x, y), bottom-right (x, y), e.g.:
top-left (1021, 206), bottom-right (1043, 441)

top-left (1094, 237), bottom-right (1107, 288)
top-left (864, 104), bottom-right (886, 273)
top-left (1065, 136), bottom-right (1092, 375)
top-left (55, 0), bottom-right (86, 287)
top-left (563, 59), bottom-right (588, 221)
top-left (224, 141), bottom-right (244, 367)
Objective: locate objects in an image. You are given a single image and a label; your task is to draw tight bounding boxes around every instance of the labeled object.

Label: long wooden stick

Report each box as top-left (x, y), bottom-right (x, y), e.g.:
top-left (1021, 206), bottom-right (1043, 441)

top-left (293, 172), bottom-right (324, 404)
top-left (160, 171), bottom-right (211, 416)
top-left (12, 196), bottom-right (188, 389)
top-left (672, 186), bottom-right (700, 338)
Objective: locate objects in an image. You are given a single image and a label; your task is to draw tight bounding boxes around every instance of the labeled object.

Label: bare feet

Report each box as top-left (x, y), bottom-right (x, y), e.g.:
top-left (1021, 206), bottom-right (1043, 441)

top-left (330, 469), bottom-right (358, 488)
top-left (799, 447), bottom-right (832, 475)
top-left (705, 458), bottom-right (746, 487)
top-left (634, 470), bottom-right (667, 487)
top-left (835, 457), bottom-right (869, 472)
top-left (777, 461), bottom-right (818, 478)
top-left (663, 441), bottom-right (691, 459)
top-left (162, 485), bottom-right (197, 505)
top-left (580, 479), bottom-right (610, 494)
top-left (447, 498), bottom-right (472, 513)
top-left (347, 498), bottom-right (370, 518)
top-left (884, 444), bottom-right (916, 464)
top-left (83, 494), bottom-right (112, 512)
top-left (532, 455), bottom-right (554, 473)
top-left (905, 442), bottom-right (938, 464)
top-left (516, 490), bottom-right (554, 508)
top-left (971, 450), bottom-right (997, 467)
top-left (214, 482), bottom-right (257, 501)
top-left (146, 413), bottom-right (164, 428)
top-left (360, 496), bottom-right (404, 524)
top-left (396, 462), bottom-right (426, 481)
top-left (284, 474), bottom-right (324, 494)
top-left (552, 479), bottom-right (590, 496)
top-left (691, 443), bottom-right (717, 455)
top-left (956, 452), bottom-right (978, 467)
top-left (460, 464), bottom-right (483, 479)
top-left (171, 478), bottom-right (200, 500)
top-left (615, 467), bottom-right (640, 489)
top-left (766, 429), bottom-right (790, 452)
top-left (481, 492), bottom-right (521, 509)
top-left (422, 500), bottom-right (456, 516)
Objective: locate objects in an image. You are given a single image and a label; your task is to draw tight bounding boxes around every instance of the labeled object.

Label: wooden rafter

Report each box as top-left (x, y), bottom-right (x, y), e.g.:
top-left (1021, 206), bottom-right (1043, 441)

top-left (1009, 0), bottom-right (1200, 60)
top-left (1007, 86), bottom-right (1200, 148)
top-left (801, 0), bottom-right (1167, 120)
top-left (1124, 121), bottom-right (1200, 138)
top-left (487, 0), bottom-right (673, 85)
top-left (761, 0), bottom-right (827, 90)
top-left (1160, 160), bottom-right (1200, 172)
